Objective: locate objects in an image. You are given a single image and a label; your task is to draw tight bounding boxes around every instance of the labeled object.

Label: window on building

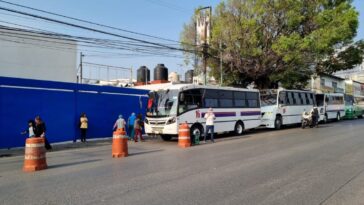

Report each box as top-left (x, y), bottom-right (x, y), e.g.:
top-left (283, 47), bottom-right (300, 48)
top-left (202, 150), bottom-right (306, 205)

top-left (321, 78), bottom-right (326, 87)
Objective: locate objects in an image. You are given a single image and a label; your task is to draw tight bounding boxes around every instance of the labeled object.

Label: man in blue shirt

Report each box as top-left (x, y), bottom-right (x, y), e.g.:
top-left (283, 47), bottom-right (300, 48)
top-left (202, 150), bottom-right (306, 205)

top-left (127, 113), bottom-right (136, 140)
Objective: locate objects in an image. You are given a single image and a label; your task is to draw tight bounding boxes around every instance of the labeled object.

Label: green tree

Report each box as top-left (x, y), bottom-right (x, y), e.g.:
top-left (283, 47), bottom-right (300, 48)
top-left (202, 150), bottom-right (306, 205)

top-left (180, 0), bottom-right (360, 89)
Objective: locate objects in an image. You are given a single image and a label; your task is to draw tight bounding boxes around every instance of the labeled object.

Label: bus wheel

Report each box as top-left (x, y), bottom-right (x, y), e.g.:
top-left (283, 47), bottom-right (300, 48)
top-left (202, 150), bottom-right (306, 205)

top-left (358, 113), bottom-right (363, 119)
top-left (234, 121), bottom-right (244, 135)
top-left (160, 135), bottom-right (172, 141)
top-left (274, 116), bottom-right (282, 130)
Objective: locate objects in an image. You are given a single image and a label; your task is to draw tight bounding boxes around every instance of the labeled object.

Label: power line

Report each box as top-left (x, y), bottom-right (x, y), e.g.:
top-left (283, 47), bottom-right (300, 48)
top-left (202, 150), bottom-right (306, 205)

top-left (0, 0), bottom-right (188, 44)
top-left (0, 27), bottom-right (186, 58)
top-left (0, 26), bottom-right (186, 56)
top-left (0, 6), bottom-right (197, 54)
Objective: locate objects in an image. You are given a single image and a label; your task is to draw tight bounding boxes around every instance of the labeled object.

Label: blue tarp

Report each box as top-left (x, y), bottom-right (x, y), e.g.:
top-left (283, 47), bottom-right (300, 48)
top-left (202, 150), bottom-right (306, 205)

top-left (0, 76), bottom-right (149, 149)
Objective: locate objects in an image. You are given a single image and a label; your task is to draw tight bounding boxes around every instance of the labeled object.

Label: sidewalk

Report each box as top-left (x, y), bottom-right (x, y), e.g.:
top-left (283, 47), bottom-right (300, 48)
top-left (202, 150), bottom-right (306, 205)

top-left (0, 135), bottom-right (156, 158)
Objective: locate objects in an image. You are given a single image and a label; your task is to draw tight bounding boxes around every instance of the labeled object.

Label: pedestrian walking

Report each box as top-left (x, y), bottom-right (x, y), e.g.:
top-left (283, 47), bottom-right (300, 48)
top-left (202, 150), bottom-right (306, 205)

top-left (204, 108), bottom-right (216, 143)
top-left (127, 113), bottom-right (136, 140)
top-left (134, 114), bottom-right (144, 142)
top-left (113, 114), bottom-right (126, 131)
top-left (21, 120), bottom-right (36, 138)
top-left (34, 116), bottom-right (52, 150)
top-left (79, 113), bottom-right (88, 143)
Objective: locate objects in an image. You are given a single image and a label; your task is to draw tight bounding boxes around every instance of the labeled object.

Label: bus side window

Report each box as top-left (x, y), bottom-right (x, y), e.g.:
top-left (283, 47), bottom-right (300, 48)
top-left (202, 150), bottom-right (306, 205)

top-left (279, 91), bottom-right (286, 105)
top-left (234, 91), bottom-right (246, 108)
top-left (300, 93), bottom-right (307, 105)
top-left (247, 92), bottom-right (259, 108)
top-left (293, 92), bottom-right (300, 105)
top-left (287, 92), bottom-right (294, 105)
top-left (178, 89), bottom-right (202, 114)
top-left (219, 91), bottom-right (234, 107)
top-left (204, 89), bottom-right (219, 108)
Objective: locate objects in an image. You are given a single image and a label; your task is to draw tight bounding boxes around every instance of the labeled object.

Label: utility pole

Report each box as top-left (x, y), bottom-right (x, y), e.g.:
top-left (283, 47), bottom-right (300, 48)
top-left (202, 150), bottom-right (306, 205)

top-left (220, 40), bottom-right (223, 86)
top-left (194, 21), bottom-right (198, 77)
top-left (196, 6), bottom-right (212, 86)
top-left (130, 67), bottom-right (133, 84)
top-left (79, 52), bottom-right (85, 84)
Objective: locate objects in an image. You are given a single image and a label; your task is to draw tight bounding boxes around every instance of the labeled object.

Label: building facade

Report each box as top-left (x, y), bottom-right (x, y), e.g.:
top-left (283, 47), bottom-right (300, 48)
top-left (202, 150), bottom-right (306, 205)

top-left (309, 73), bottom-right (345, 93)
top-left (0, 27), bottom-right (77, 83)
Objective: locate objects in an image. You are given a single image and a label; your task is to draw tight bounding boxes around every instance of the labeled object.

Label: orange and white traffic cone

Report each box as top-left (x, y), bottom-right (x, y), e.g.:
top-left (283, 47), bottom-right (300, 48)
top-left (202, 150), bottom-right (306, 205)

top-left (178, 123), bottom-right (191, 148)
top-left (23, 137), bottom-right (47, 172)
top-left (112, 128), bottom-right (128, 158)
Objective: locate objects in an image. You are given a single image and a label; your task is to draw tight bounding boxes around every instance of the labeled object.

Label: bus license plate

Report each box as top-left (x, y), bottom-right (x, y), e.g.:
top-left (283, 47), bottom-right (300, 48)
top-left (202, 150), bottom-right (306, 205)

top-left (152, 127), bottom-right (163, 134)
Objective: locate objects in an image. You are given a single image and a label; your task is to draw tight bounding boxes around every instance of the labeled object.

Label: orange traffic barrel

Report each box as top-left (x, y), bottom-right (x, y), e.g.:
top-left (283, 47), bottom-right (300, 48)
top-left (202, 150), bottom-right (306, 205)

top-left (112, 128), bottom-right (128, 158)
top-left (178, 123), bottom-right (191, 148)
top-left (23, 137), bottom-right (47, 172)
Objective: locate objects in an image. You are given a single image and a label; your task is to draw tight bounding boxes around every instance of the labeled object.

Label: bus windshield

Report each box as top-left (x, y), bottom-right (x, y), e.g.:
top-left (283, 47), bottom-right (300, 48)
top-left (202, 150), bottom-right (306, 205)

top-left (261, 94), bottom-right (277, 106)
top-left (147, 90), bottom-right (178, 117)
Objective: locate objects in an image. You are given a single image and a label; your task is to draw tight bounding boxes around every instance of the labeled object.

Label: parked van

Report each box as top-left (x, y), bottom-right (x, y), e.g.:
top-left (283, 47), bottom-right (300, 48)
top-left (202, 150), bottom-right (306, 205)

top-left (315, 93), bottom-right (345, 122)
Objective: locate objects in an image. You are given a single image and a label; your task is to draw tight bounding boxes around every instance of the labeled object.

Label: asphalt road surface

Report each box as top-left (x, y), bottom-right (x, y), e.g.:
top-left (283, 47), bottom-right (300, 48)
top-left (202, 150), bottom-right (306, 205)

top-left (2, 119), bottom-right (364, 205)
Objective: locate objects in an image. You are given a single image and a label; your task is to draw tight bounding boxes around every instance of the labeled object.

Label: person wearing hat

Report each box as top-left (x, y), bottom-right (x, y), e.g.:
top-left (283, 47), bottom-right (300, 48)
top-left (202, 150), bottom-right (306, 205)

top-left (204, 107), bottom-right (216, 143)
top-left (113, 114), bottom-right (126, 131)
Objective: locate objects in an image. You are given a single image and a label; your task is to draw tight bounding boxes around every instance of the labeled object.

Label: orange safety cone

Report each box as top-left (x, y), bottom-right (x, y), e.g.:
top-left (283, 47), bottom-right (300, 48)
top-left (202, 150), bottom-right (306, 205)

top-left (112, 128), bottom-right (128, 158)
top-left (178, 123), bottom-right (191, 148)
top-left (23, 137), bottom-right (47, 172)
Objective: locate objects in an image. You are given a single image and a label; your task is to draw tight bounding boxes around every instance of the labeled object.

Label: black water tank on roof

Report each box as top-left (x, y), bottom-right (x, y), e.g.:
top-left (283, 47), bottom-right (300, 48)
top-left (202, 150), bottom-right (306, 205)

top-left (154, 64), bottom-right (168, 81)
top-left (137, 66), bottom-right (150, 83)
top-left (185, 70), bottom-right (194, 83)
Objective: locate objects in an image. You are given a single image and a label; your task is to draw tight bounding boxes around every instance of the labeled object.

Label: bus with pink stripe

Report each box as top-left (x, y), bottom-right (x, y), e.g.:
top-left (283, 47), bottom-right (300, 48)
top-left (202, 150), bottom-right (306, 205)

top-left (143, 84), bottom-right (261, 141)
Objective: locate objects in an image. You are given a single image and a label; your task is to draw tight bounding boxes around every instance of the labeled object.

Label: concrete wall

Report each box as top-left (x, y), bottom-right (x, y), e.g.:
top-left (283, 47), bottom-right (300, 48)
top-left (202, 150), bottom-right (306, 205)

top-left (0, 28), bottom-right (77, 83)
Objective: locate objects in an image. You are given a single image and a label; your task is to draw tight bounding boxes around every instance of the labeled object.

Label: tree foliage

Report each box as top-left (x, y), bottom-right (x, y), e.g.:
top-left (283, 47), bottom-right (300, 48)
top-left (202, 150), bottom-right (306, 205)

top-left (180, 0), bottom-right (360, 88)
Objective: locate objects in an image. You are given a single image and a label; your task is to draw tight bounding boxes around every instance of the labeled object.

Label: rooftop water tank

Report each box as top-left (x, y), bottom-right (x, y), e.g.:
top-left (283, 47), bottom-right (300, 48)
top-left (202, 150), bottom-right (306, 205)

top-left (137, 66), bottom-right (150, 83)
top-left (154, 64), bottom-right (168, 81)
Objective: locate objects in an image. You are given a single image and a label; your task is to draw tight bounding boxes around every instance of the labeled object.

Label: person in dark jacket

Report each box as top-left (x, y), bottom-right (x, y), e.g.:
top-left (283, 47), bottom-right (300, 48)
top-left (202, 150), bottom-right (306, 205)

top-left (34, 116), bottom-right (52, 150)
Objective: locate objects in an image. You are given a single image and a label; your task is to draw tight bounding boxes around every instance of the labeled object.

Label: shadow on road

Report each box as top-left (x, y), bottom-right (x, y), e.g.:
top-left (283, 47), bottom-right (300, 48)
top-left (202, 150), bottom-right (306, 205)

top-left (48, 159), bottom-right (102, 169)
top-left (129, 149), bottom-right (163, 156)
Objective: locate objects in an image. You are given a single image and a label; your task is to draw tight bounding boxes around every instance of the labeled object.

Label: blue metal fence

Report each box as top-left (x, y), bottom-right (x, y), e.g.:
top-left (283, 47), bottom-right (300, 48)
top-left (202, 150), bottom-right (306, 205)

top-left (0, 76), bottom-right (149, 149)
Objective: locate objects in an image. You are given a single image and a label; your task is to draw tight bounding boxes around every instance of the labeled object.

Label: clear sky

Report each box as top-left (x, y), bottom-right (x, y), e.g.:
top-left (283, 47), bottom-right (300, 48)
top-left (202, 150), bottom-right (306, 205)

top-left (0, 0), bottom-right (363, 81)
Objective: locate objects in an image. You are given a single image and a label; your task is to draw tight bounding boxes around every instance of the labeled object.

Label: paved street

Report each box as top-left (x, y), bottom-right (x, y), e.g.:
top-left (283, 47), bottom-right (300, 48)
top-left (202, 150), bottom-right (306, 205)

top-left (1, 120), bottom-right (364, 205)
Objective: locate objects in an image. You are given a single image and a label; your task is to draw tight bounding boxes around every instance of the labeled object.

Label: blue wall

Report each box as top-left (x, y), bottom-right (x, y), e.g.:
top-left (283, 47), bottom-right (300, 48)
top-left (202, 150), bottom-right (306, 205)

top-left (0, 77), bottom-right (149, 149)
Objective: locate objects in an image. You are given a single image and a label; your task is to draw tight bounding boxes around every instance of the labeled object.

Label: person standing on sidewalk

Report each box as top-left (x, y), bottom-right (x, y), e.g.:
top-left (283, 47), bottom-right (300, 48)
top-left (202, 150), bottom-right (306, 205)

top-left (113, 114), bottom-right (126, 131)
top-left (204, 108), bottom-right (216, 143)
top-left (79, 113), bottom-right (88, 143)
top-left (34, 116), bottom-right (52, 150)
top-left (134, 114), bottom-right (144, 142)
top-left (127, 113), bottom-right (136, 140)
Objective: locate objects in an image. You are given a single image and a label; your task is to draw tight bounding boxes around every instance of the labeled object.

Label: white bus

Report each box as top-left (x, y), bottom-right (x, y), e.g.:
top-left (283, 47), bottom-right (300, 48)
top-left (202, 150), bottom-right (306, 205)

top-left (260, 89), bottom-right (316, 129)
top-left (315, 93), bottom-right (345, 122)
top-left (144, 84), bottom-right (261, 141)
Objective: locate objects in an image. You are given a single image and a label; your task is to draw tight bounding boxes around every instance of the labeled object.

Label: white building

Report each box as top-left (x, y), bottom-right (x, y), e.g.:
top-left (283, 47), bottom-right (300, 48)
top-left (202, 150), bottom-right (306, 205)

top-left (0, 27), bottom-right (77, 83)
top-left (309, 73), bottom-right (345, 93)
top-left (334, 61), bottom-right (364, 83)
